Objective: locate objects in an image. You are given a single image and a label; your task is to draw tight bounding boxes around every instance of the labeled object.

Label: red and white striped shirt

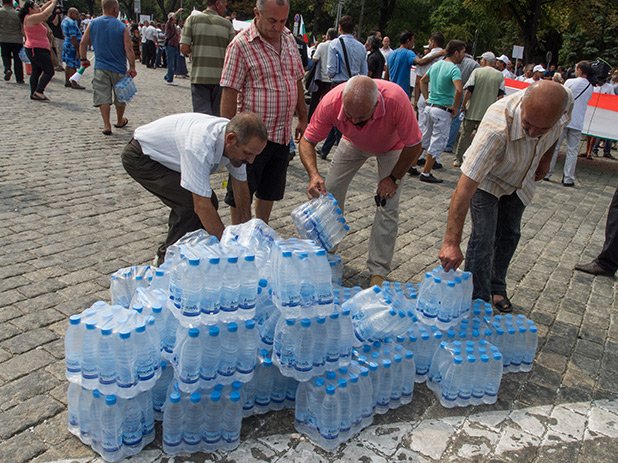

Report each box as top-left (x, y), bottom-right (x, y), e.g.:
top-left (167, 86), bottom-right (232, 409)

top-left (220, 23), bottom-right (304, 145)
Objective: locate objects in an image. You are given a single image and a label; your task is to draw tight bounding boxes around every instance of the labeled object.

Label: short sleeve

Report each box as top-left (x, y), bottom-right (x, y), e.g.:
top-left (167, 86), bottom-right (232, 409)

top-left (394, 92), bottom-right (422, 146)
top-left (220, 38), bottom-right (247, 91)
top-left (226, 162), bottom-right (247, 182)
top-left (303, 92), bottom-right (339, 144)
top-left (451, 65), bottom-right (462, 82)
top-left (464, 69), bottom-right (476, 89)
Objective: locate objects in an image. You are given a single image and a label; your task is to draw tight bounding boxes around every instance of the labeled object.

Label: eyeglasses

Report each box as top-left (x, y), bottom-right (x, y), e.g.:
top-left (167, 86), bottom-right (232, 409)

top-left (374, 195), bottom-right (386, 208)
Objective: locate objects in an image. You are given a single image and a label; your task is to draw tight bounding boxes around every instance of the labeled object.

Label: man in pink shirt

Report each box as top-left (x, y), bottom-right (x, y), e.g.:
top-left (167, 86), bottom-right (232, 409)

top-left (299, 76), bottom-right (423, 286)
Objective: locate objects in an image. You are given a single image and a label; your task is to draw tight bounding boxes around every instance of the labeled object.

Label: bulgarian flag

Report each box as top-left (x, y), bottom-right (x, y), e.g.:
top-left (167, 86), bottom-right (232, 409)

top-left (299, 15), bottom-right (308, 43)
top-left (504, 78), bottom-right (618, 141)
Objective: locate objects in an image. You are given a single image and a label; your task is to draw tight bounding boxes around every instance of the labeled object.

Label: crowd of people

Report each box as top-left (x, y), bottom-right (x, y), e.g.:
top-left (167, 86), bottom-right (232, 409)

top-left (1, 0), bottom-right (617, 310)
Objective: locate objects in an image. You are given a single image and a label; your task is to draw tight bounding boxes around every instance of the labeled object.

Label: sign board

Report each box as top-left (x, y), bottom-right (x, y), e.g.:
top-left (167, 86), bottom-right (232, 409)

top-left (139, 14), bottom-right (151, 23)
top-left (134, 0), bottom-right (140, 13)
top-left (512, 45), bottom-right (524, 60)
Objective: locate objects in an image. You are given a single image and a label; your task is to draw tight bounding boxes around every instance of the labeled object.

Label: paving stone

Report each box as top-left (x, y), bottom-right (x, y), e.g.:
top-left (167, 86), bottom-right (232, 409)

top-left (0, 368), bottom-right (61, 412)
top-left (0, 429), bottom-right (47, 463)
top-left (0, 394), bottom-right (64, 440)
top-left (1, 327), bottom-right (58, 355)
top-left (0, 347), bottom-right (56, 382)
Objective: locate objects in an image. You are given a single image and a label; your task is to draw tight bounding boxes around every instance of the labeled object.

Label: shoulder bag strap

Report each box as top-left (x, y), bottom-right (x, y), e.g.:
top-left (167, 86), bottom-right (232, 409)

top-left (339, 37), bottom-right (353, 79)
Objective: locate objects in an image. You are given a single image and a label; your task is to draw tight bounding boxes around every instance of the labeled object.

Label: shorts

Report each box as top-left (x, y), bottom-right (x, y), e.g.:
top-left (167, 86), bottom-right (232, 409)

top-left (224, 140), bottom-right (289, 207)
top-left (92, 68), bottom-right (126, 107)
top-left (421, 106), bottom-right (451, 161)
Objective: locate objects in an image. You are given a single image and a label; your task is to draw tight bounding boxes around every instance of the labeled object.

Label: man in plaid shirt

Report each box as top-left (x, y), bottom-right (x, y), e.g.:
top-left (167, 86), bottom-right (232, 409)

top-left (220, 0), bottom-right (308, 224)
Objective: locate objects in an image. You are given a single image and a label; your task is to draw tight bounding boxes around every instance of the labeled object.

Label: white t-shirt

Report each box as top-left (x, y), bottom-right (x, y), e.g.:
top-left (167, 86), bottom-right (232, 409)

top-left (143, 25), bottom-right (158, 42)
top-left (415, 47), bottom-right (444, 77)
top-left (134, 113), bottom-right (247, 198)
top-left (312, 40), bottom-right (331, 83)
top-left (380, 47), bottom-right (393, 60)
top-left (502, 69), bottom-right (515, 79)
top-left (564, 77), bottom-right (593, 131)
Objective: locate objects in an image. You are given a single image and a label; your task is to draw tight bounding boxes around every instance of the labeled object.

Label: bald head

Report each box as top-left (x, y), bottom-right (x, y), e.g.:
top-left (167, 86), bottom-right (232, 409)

top-left (102, 0), bottom-right (119, 14)
top-left (521, 80), bottom-right (569, 138)
top-left (342, 76), bottom-right (379, 126)
top-left (67, 7), bottom-right (79, 18)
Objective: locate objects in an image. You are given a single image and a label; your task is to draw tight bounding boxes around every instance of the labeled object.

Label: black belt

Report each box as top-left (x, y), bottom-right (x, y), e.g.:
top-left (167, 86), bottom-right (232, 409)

top-left (427, 104), bottom-right (453, 113)
top-left (129, 137), bottom-right (142, 153)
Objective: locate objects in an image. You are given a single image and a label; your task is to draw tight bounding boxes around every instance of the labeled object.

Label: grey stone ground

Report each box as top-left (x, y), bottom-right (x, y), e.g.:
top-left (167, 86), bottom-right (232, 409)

top-left (1, 62), bottom-right (617, 463)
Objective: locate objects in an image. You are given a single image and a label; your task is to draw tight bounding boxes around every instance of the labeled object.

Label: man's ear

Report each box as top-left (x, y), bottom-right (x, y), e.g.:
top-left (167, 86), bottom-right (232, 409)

top-left (225, 131), bottom-right (237, 147)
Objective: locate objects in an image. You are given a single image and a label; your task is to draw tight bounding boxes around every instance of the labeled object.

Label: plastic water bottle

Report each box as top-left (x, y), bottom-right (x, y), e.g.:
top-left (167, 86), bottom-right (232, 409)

top-left (96, 328), bottom-right (116, 394)
top-left (89, 389), bottom-right (103, 451)
top-left (65, 315), bottom-right (82, 380)
top-left (115, 330), bottom-right (137, 396)
top-left (203, 390), bottom-right (222, 450)
top-left (457, 355), bottom-right (475, 406)
top-left (67, 383), bottom-right (80, 434)
top-left (338, 309), bottom-right (354, 365)
top-left (78, 386), bottom-right (94, 443)
top-left (184, 392), bottom-right (203, 453)
top-left (200, 257), bottom-right (221, 318)
top-left (180, 256), bottom-right (201, 318)
top-left (178, 328), bottom-right (201, 388)
top-left (134, 323), bottom-right (156, 386)
top-left (325, 312), bottom-right (341, 366)
top-left (390, 354), bottom-right (404, 407)
top-left (100, 395), bottom-right (122, 461)
top-left (522, 320), bottom-right (538, 371)
top-left (81, 322), bottom-right (99, 387)
top-left (294, 318), bottom-right (314, 380)
top-left (401, 351), bottom-right (415, 404)
top-left (162, 391), bottom-right (183, 453)
top-left (237, 320), bottom-right (257, 380)
top-left (222, 391), bottom-right (242, 450)
top-left (114, 76), bottom-right (137, 103)
top-left (274, 318), bottom-right (297, 371)
top-left (254, 357), bottom-right (274, 413)
top-left (440, 355), bottom-right (463, 408)
top-left (319, 385), bottom-right (340, 444)
top-left (122, 397), bottom-right (143, 450)
top-left (375, 359), bottom-right (392, 414)
top-left (220, 257), bottom-right (240, 319)
top-left (139, 390), bottom-right (155, 441)
top-left (219, 322), bottom-right (238, 380)
top-left (239, 255), bottom-right (258, 316)
top-left (484, 349), bottom-right (503, 404)
top-left (152, 360), bottom-right (173, 418)
top-left (200, 325), bottom-right (220, 384)
top-left (313, 316), bottom-right (327, 371)
top-left (315, 249), bottom-right (334, 306)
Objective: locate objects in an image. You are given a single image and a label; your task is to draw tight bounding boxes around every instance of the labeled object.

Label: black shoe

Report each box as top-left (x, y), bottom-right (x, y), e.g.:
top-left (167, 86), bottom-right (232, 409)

top-left (603, 153), bottom-right (616, 160)
top-left (4, 69), bottom-right (12, 81)
top-left (417, 158), bottom-right (426, 166)
top-left (408, 167), bottom-right (420, 176)
top-left (574, 261), bottom-right (615, 277)
top-left (434, 161), bottom-right (443, 169)
top-left (419, 173), bottom-right (443, 183)
top-left (562, 182), bottom-right (575, 187)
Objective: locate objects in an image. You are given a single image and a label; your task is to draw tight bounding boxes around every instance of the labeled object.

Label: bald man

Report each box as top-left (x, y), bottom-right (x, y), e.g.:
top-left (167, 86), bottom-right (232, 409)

top-left (300, 76), bottom-right (423, 286)
top-left (439, 81), bottom-right (572, 312)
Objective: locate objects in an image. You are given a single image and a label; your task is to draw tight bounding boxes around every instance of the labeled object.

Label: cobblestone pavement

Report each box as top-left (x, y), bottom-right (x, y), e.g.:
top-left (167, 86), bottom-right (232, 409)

top-left (1, 62), bottom-right (617, 463)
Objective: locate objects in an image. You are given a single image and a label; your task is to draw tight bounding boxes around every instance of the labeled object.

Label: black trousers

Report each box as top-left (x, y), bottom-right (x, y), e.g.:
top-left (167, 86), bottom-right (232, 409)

top-left (0, 42), bottom-right (23, 83)
top-left (142, 40), bottom-right (156, 68)
top-left (121, 140), bottom-right (217, 264)
top-left (596, 186), bottom-right (618, 273)
top-left (25, 48), bottom-right (54, 96)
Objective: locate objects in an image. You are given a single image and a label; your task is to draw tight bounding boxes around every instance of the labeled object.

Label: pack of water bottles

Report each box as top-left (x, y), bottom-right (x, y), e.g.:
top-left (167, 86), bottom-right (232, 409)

top-left (343, 286), bottom-right (416, 344)
top-left (398, 322), bottom-right (444, 382)
top-left (172, 319), bottom-right (258, 392)
top-left (242, 350), bottom-right (298, 417)
top-left (485, 314), bottom-right (538, 373)
top-left (110, 265), bottom-right (153, 308)
top-left (64, 302), bottom-right (161, 398)
top-left (291, 193), bottom-right (350, 252)
top-left (114, 75), bottom-right (137, 103)
top-left (269, 238), bottom-right (334, 316)
top-left (427, 340), bottom-right (503, 408)
top-left (294, 361), bottom-right (374, 451)
top-left (162, 382), bottom-right (244, 455)
top-left (272, 307), bottom-right (355, 381)
top-left (416, 266), bottom-right (474, 329)
top-left (67, 385), bottom-right (155, 462)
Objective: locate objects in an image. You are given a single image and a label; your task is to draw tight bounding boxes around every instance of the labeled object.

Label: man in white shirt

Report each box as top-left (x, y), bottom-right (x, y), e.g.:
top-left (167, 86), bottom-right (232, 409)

top-left (122, 112), bottom-right (267, 264)
top-left (496, 55), bottom-right (514, 79)
top-left (545, 60), bottom-right (594, 186)
top-left (308, 27), bottom-right (336, 121)
top-left (380, 36), bottom-right (393, 60)
top-left (141, 21), bottom-right (158, 68)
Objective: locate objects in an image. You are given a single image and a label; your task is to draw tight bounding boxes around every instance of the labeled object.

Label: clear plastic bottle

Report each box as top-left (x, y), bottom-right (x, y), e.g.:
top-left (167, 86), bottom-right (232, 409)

top-left (375, 359), bottom-right (392, 413)
top-left (134, 323), bottom-right (156, 386)
top-left (237, 320), bottom-right (257, 380)
top-left (162, 391), bottom-right (183, 453)
top-left (218, 322), bottom-right (239, 380)
top-left (274, 318), bottom-right (297, 371)
top-left (220, 257), bottom-right (240, 319)
top-left (152, 360), bottom-right (173, 416)
top-left (201, 257), bottom-right (221, 319)
top-left (315, 249), bottom-right (334, 306)
top-left (390, 354), bottom-right (404, 408)
top-left (295, 318), bottom-right (314, 380)
top-left (67, 382), bottom-right (80, 435)
top-left (325, 312), bottom-right (341, 366)
top-left (122, 397), bottom-right (143, 450)
top-left (200, 325), bottom-right (220, 384)
top-left (115, 330), bottom-right (137, 396)
top-left (81, 322), bottom-right (99, 388)
top-left (440, 356), bottom-right (463, 408)
top-left (89, 389), bottom-right (103, 451)
top-left (239, 255), bottom-right (258, 317)
top-left (178, 328), bottom-right (201, 388)
top-left (337, 378), bottom-right (352, 440)
top-left (97, 328), bottom-right (117, 394)
top-left (100, 395), bottom-right (123, 461)
top-left (202, 390), bottom-right (223, 450)
top-left (222, 391), bottom-right (242, 450)
top-left (65, 314), bottom-right (82, 380)
top-left (180, 256), bottom-right (201, 318)
top-left (139, 390), bottom-right (155, 440)
top-left (483, 349), bottom-right (503, 404)
top-left (278, 250), bottom-right (300, 308)
top-left (183, 391), bottom-right (203, 453)
top-left (312, 316), bottom-right (327, 372)
top-left (338, 309), bottom-right (354, 366)
top-left (78, 386), bottom-right (93, 443)
top-left (254, 357), bottom-right (274, 413)
top-left (319, 384), bottom-right (340, 444)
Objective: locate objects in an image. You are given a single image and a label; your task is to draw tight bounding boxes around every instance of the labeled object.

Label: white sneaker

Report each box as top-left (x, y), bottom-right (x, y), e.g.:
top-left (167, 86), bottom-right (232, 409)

top-left (166, 81), bottom-right (177, 86)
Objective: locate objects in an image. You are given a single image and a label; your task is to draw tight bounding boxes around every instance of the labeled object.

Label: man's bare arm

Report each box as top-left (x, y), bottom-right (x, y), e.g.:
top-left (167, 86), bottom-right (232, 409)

top-left (231, 177), bottom-right (252, 224)
top-left (192, 193), bottom-right (225, 239)
top-left (220, 87), bottom-right (239, 119)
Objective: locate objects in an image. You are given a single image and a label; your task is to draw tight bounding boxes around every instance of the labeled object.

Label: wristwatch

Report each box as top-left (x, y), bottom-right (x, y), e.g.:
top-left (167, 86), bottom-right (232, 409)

top-left (389, 174), bottom-right (400, 185)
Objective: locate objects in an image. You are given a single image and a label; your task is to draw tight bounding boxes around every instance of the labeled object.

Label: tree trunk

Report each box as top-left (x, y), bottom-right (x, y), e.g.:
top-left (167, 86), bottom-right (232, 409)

top-left (86, 0), bottom-right (95, 16)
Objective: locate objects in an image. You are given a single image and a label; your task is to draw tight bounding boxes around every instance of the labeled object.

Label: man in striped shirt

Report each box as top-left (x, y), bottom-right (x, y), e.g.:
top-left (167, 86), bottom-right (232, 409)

top-left (439, 81), bottom-right (572, 312)
top-left (180, 0), bottom-right (235, 115)
top-left (220, 0), bottom-right (307, 224)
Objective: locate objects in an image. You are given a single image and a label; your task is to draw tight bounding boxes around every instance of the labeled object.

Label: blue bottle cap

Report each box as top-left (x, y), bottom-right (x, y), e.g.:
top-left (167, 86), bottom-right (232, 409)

top-left (188, 257), bottom-right (200, 266)
top-left (372, 286), bottom-right (381, 293)
top-left (155, 269), bottom-right (165, 277)
top-left (152, 306), bottom-right (162, 313)
top-left (232, 380), bottom-right (242, 390)
top-left (359, 367), bottom-right (369, 376)
top-left (263, 358), bottom-right (273, 367)
top-left (338, 378), bottom-right (348, 388)
top-left (209, 326), bottom-right (220, 336)
top-left (316, 249), bottom-right (326, 256)
top-left (160, 360), bottom-right (168, 370)
top-left (119, 330), bottom-right (131, 339)
top-left (244, 255), bottom-right (255, 262)
top-left (480, 354), bottom-right (489, 363)
top-left (92, 389), bottom-right (101, 398)
top-left (338, 366), bottom-right (348, 375)
top-left (169, 391), bottom-right (181, 403)
top-left (227, 257), bottom-right (238, 264)
top-left (393, 354), bottom-right (402, 363)
top-left (329, 312), bottom-right (339, 320)
top-left (190, 391), bottom-right (202, 403)
top-left (314, 377), bottom-right (325, 387)
top-left (382, 359), bottom-right (392, 368)
top-left (85, 322), bottom-right (96, 330)
top-left (316, 316), bottom-right (326, 324)
top-left (282, 251), bottom-right (292, 258)
top-left (210, 391), bottom-right (221, 402)
top-left (326, 370), bottom-right (337, 380)
top-left (405, 350), bottom-right (414, 359)
top-left (214, 384), bottom-right (224, 392)
top-left (453, 356), bottom-right (463, 364)
top-left (188, 327), bottom-right (200, 338)
top-left (301, 318), bottom-right (311, 328)
top-left (368, 362), bottom-right (378, 371)
top-left (227, 322), bottom-right (238, 333)
top-left (136, 324), bottom-right (146, 333)
top-left (350, 374), bottom-right (359, 383)
top-left (341, 308), bottom-right (350, 317)
top-left (467, 355), bottom-right (476, 363)
top-left (433, 276), bottom-right (441, 283)
top-left (325, 385), bottom-right (336, 395)
top-left (447, 281), bottom-right (456, 288)
top-left (493, 352), bottom-right (503, 360)
top-left (69, 315), bottom-right (81, 325)
top-left (230, 391), bottom-right (240, 402)
top-left (101, 328), bottom-right (112, 336)
top-left (209, 257), bottom-right (220, 265)
top-left (285, 318), bottom-right (296, 326)
top-left (105, 395), bottom-right (117, 405)
top-left (259, 279), bottom-right (268, 288)
top-left (244, 319), bottom-right (256, 330)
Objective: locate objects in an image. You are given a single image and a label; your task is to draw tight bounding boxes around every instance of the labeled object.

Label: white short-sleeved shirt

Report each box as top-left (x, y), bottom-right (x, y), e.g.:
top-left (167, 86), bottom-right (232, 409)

top-left (564, 76), bottom-right (593, 131)
top-left (134, 113), bottom-right (247, 198)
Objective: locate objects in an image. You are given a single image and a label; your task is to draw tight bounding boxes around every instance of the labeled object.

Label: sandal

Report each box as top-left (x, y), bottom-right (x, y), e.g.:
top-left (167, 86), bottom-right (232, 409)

top-left (114, 117), bottom-right (129, 128)
top-left (102, 129), bottom-right (112, 136)
top-left (493, 296), bottom-right (513, 313)
top-left (30, 93), bottom-right (49, 101)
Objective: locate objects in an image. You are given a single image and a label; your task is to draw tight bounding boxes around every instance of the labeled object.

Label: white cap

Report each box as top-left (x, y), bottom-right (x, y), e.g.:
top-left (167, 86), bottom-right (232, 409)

top-left (477, 51), bottom-right (496, 63)
top-left (533, 64), bottom-right (546, 73)
top-left (497, 54), bottom-right (510, 65)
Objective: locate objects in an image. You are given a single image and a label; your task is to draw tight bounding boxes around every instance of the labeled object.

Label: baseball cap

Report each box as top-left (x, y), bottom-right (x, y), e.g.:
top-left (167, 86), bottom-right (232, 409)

top-left (497, 54), bottom-right (510, 65)
top-left (533, 64), bottom-right (546, 73)
top-left (477, 51), bottom-right (496, 62)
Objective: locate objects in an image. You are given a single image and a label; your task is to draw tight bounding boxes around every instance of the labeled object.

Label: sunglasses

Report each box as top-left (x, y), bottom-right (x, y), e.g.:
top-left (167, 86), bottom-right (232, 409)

top-left (374, 195), bottom-right (387, 208)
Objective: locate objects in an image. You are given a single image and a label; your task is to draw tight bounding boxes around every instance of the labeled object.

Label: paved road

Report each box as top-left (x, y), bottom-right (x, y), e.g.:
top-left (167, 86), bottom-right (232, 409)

top-left (1, 63), bottom-right (617, 463)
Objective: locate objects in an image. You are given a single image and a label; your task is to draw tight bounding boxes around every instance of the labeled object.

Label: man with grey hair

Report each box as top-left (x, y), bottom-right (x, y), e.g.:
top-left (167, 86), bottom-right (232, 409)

top-left (439, 81), bottom-right (572, 312)
top-left (299, 76), bottom-right (423, 286)
top-left (453, 51), bottom-right (505, 167)
top-left (220, 0), bottom-right (307, 224)
top-left (122, 112), bottom-right (268, 265)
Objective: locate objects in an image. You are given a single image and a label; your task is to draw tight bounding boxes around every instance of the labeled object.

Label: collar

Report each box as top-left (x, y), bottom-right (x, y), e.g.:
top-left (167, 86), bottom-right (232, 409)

top-left (247, 22), bottom-right (292, 42)
top-left (336, 90), bottom-right (386, 125)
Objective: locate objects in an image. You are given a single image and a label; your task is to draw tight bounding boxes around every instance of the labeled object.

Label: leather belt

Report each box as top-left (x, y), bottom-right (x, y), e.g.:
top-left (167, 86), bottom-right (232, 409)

top-left (427, 103), bottom-right (452, 113)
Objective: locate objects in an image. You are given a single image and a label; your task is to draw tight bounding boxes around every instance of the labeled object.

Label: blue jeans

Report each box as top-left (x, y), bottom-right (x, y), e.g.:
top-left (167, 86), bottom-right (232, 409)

top-left (321, 127), bottom-right (342, 156)
top-left (446, 104), bottom-right (463, 151)
top-left (464, 190), bottom-right (525, 301)
top-left (165, 46), bottom-right (178, 82)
